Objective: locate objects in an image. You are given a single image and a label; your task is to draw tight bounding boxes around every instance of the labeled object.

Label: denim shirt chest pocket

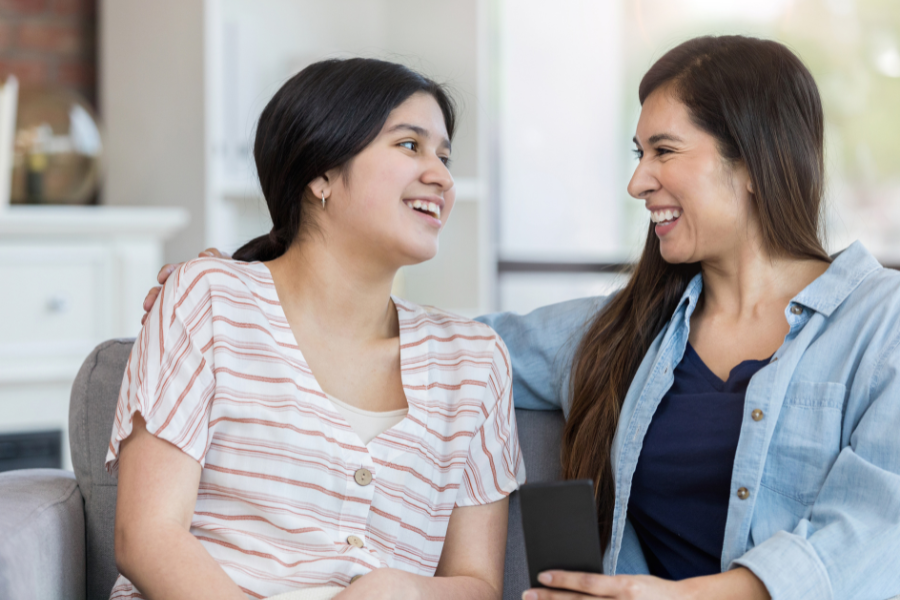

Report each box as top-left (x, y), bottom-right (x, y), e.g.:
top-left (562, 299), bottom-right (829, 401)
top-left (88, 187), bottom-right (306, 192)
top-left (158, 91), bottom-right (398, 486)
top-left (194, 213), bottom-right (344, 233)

top-left (760, 381), bottom-right (847, 505)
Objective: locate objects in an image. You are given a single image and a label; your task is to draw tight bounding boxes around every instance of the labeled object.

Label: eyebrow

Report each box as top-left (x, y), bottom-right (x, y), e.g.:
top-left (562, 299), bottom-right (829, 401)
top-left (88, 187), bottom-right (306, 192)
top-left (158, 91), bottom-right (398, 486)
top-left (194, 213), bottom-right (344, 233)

top-left (633, 133), bottom-right (684, 147)
top-left (388, 123), bottom-right (452, 152)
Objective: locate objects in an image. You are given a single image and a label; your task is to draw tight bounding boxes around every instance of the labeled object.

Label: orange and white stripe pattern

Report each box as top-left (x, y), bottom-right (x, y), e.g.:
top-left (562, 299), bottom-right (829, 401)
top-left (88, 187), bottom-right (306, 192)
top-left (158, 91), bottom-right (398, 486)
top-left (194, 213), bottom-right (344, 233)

top-left (105, 257), bottom-right (525, 599)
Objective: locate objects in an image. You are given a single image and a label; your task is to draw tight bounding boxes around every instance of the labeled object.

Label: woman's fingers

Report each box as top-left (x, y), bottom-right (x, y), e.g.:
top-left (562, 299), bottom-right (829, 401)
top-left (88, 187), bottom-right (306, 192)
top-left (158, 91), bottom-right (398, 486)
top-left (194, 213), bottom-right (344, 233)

top-left (522, 588), bottom-right (597, 600)
top-left (526, 571), bottom-right (645, 599)
top-left (539, 571), bottom-right (613, 595)
top-left (526, 572), bottom-right (679, 600)
top-left (145, 250), bottom-right (231, 323)
top-left (156, 264), bottom-right (179, 285)
top-left (143, 286), bottom-right (162, 313)
top-left (200, 247), bottom-right (231, 259)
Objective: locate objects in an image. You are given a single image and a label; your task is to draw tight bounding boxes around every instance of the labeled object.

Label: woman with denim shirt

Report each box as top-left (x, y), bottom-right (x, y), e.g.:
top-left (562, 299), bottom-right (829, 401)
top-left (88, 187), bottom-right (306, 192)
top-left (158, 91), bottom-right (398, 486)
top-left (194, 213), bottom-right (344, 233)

top-left (148, 36), bottom-right (900, 600)
top-left (481, 37), bottom-right (900, 600)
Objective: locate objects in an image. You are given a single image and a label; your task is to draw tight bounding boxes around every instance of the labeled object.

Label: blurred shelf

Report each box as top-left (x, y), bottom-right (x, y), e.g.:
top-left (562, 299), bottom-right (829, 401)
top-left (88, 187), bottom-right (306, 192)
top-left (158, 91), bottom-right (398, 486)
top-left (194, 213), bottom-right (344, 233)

top-left (0, 205), bottom-right (189, 237)
top-left (0, 205), bottom-right (189, 471)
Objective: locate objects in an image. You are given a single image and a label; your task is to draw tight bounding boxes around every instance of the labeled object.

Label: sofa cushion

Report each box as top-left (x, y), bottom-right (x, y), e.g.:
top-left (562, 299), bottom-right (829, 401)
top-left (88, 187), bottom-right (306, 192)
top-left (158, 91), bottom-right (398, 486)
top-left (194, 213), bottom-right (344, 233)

top-left (504, 409), bottom-right (565, 598)
top-left (69, 338), bottom-right (133, 600)
top-left (0, 469), bottom-right (86, 600)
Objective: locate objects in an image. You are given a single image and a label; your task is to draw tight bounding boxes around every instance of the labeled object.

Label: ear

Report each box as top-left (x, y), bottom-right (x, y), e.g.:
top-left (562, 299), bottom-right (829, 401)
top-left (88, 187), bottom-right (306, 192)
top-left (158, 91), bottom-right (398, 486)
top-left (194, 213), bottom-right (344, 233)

top-left (307, 174), bottom-right (331, 202)
top-left (746, 178), bottom-right (755, 195)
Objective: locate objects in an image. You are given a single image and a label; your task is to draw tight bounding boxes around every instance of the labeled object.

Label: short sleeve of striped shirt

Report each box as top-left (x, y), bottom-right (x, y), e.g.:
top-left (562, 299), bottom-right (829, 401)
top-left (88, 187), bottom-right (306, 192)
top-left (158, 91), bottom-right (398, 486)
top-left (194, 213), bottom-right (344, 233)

top-left (455, 336), bottom-right (526, 507)
top-left (106, 262), bottom-right (217, 471)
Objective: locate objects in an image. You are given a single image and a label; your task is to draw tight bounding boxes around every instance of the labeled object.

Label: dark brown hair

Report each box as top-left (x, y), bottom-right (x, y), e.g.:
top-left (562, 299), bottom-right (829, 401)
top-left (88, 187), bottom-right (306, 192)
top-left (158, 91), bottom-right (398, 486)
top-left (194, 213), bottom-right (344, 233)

top-left (562, 35), bottom-right (831, 554)
top-left (233, 58), bottom-right (456, 262)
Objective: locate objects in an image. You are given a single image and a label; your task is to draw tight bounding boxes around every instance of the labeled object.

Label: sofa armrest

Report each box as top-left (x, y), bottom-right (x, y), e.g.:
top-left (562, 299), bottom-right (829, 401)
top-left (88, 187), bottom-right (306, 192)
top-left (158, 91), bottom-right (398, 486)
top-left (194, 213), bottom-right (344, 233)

top-left (0, 469), bottom-right (86, 600)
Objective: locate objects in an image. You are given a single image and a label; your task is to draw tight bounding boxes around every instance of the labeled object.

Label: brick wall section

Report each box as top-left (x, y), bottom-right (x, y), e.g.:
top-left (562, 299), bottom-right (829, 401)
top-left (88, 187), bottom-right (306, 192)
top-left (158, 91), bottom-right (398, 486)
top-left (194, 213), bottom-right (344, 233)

top-left (0, 0), bottom-right (97, 107)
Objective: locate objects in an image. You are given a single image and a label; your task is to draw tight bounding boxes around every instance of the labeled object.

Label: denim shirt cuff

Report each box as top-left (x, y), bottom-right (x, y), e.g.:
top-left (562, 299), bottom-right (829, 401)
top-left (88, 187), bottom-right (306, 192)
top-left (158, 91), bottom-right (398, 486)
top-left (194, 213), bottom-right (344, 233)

top-left (729, 530), bottom-right (833, 600)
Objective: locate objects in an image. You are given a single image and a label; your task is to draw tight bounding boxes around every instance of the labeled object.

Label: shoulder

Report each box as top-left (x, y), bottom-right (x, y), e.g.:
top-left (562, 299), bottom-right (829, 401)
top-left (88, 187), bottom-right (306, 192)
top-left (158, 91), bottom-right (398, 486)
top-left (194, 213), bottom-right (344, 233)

top-left (833, 266), bottom-right (900, 334)
top-left (851, 264), bottom-right (900, 302)
top-left (395, 296), bottom-right (502, 348)
top-left (174, 257), bottom-right (268, 290)
top-left (395, 297), bottom-right (509, 373)
top-left (816, 266), bottom-right (900, 394)
top-left (164, 258), bottom-right (271, 311)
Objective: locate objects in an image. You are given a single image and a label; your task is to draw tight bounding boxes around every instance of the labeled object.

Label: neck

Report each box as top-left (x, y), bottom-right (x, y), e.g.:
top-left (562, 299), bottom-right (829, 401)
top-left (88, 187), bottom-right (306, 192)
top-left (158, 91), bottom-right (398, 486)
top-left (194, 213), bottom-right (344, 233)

top-left (699, 244), bottom-right (829, 319)
top-left (265, 235), bottom-right (399, 343)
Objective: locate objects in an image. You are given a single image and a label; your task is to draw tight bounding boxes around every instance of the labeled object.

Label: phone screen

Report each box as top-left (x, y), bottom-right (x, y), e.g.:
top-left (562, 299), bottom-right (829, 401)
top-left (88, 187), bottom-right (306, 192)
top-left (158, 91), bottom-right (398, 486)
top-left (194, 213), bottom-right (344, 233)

top-left (519, 480), bottom-right (604, 588)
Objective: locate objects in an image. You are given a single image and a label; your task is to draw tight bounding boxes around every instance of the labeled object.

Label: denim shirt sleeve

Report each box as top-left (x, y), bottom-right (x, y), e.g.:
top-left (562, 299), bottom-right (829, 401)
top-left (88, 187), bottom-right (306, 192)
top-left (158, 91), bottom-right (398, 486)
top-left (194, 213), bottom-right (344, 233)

top-left (731, 330), bottom-right (900, 600)
top-left (476, 296), bottom-right (609, 414)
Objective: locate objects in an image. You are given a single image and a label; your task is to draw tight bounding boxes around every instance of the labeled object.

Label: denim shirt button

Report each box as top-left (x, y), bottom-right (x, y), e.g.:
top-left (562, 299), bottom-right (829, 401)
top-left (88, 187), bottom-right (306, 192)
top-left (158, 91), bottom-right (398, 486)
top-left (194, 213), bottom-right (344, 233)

top-left (751, 409), bottom-right (764, 421)
top-left (737, 487), bottom-right (750, 500)
top-left (791, 305), bottom-right (803, 315)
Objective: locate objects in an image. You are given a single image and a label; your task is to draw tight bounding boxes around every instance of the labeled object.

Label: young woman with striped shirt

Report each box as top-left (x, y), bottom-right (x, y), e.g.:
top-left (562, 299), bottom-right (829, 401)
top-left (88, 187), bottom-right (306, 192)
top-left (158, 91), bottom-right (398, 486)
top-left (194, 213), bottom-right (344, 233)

top-left (109, 58), bottom-right (525, 600)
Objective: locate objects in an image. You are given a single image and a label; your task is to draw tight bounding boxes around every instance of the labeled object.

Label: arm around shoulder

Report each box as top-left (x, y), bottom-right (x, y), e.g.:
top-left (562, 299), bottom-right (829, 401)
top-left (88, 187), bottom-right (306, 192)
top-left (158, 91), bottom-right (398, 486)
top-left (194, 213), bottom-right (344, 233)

top-left (476, 295), bottom-right (609, 413)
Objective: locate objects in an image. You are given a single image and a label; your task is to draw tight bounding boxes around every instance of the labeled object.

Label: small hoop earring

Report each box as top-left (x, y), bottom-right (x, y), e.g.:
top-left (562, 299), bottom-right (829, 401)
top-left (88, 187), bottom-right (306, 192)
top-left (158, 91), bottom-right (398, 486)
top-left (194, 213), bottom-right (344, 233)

top-left (321, 192), bottom-right (326, 208)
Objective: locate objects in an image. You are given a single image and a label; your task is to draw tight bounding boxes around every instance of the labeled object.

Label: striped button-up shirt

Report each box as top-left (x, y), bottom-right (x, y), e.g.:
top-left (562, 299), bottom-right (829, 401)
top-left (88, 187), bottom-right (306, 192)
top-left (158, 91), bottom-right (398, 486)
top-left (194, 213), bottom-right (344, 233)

top-left (106, 257), bottom-right (525, 599)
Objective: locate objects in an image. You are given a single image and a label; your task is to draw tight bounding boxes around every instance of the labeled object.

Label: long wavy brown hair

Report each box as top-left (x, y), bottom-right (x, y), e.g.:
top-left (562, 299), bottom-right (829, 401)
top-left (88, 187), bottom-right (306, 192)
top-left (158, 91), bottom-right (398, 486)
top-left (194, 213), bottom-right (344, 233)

top-left (562, 35), bottom-right (832, 555)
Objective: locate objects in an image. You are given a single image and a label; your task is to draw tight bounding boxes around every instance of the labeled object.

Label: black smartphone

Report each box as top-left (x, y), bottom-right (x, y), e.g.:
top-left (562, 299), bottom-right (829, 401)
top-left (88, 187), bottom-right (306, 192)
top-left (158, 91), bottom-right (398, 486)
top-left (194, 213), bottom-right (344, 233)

top-left (519, 480), bottom-right (604, 588)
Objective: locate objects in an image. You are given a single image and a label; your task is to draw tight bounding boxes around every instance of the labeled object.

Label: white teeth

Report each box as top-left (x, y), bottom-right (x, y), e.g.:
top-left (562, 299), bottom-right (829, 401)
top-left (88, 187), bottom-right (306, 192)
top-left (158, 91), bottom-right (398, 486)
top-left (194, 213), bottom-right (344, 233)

top-left (650, 209), bottom-right (681, 224)
top-left (405, 199), bottom-right (441, 219)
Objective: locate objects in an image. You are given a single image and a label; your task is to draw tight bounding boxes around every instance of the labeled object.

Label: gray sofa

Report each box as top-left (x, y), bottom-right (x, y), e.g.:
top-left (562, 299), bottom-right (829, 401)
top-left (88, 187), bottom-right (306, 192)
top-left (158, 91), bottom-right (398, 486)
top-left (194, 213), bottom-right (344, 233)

top-left (0, 339), bottom-right (565, 600)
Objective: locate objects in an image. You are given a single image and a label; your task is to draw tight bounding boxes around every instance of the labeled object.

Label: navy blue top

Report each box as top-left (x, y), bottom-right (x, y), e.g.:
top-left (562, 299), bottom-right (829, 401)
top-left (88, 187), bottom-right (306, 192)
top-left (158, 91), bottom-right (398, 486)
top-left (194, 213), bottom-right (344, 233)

top-left (626, 343), bottom-right (770, 580)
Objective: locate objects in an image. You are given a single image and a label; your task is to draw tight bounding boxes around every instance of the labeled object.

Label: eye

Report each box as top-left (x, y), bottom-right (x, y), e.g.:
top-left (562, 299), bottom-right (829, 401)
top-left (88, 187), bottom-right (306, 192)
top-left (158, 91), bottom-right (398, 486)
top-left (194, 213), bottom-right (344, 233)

top-left (399, 140), bottom-right (417, 152)
top-left (655, 147), bottom-right (673, 156)
top-left (440, 156), bottom-right (452, 167)
top-left (632, 148), bottom-right (643, 160)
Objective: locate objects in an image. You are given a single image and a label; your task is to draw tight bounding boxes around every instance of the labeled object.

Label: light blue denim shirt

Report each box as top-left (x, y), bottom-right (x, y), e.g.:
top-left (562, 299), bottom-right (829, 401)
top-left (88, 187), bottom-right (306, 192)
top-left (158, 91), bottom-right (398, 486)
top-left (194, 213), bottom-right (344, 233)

top-left (477, 242), bottom-right (900, 600)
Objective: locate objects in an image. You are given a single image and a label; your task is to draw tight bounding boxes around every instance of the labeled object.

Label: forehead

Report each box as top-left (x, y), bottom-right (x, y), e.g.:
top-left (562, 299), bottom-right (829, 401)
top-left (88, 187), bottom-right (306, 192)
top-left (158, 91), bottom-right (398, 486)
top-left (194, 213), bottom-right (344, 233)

top-left (381, 92), bottom-right (449, 139)
top-left (634, 88), bottom-right (697, 142)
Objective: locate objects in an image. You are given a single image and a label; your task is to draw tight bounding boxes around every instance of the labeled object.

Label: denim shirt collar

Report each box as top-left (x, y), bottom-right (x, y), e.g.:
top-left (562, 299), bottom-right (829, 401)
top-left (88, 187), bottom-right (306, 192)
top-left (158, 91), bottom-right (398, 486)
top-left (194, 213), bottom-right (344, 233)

top-left (672, 240), bottom-right (882, 321)
top-left (793, 241), bottom-right (882, 316)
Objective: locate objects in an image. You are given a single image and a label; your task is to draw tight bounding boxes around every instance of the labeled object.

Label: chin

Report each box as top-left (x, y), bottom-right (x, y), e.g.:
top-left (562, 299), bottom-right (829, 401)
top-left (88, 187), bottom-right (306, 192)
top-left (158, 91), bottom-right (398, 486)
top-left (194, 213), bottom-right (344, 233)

top-left (399, 241), bottom-right (440, 266)
top-left (658, 243), bottom-right (691, 265)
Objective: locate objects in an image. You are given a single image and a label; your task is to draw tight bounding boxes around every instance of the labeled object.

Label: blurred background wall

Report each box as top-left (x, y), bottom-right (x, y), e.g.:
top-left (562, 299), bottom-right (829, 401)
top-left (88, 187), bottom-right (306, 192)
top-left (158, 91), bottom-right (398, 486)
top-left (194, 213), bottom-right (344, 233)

top-left (1, 0), bottom-right (899, 471)
top-left (100, 0), bottom-right (900, 316)
top-left (0, 0), bottom-right (96, 105)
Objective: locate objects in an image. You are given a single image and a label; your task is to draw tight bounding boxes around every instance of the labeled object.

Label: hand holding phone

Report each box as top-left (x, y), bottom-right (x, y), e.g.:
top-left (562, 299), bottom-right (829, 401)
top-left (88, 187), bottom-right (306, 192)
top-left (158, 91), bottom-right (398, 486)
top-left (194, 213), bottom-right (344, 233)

top-left (519, 480), bottom-right (604, 588)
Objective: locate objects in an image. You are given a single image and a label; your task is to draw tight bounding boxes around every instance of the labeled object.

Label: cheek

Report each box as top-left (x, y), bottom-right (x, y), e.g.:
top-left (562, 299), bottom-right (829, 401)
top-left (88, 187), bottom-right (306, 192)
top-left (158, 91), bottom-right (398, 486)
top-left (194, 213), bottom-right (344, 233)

top-left (346, 154), bottom-right (409, 209)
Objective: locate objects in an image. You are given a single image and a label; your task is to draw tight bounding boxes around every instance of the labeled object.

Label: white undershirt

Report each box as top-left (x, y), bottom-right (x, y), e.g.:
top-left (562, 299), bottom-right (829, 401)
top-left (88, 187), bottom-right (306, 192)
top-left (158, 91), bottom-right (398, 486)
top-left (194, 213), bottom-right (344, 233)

top-left (325, 394), bottom-right (408, 446)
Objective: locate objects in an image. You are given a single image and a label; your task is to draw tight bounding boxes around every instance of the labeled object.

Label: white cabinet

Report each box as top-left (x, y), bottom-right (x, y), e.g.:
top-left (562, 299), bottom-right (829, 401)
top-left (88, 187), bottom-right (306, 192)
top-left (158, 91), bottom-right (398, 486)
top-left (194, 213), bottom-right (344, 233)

top-left (101, 0), bottom-right (495, 317)
top-left (0, 206), bottom-right (188, 469)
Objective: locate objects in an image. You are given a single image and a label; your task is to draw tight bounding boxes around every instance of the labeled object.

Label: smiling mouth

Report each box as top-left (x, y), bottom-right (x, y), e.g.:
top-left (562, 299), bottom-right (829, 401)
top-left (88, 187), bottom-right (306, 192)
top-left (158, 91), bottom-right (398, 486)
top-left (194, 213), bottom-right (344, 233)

top-left (404, 199), bottom-right (441, 220)
top-left (650, 208), bottom-right (681, 225)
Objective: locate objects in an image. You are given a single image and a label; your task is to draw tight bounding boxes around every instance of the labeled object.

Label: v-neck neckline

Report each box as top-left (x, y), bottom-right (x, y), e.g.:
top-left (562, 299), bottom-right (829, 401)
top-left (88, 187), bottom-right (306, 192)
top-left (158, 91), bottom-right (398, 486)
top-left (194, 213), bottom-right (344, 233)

top-left (684, 342), bottom-right (771, 393)
top-left (250, 260), bottom-right (419, 451)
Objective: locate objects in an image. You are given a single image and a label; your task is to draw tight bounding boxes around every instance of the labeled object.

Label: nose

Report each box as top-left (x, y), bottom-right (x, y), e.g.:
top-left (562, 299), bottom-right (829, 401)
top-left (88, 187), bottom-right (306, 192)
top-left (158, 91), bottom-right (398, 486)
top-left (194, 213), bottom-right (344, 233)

top-left (421, 154), bottom-right (454, 192)
top-left (627, 156), bottom-right (659, 201)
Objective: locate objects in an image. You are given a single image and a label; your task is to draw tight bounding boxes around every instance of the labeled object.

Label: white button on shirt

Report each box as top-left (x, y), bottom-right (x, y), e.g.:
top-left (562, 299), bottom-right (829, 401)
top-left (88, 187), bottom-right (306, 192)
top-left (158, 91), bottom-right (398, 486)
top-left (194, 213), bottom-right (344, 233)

top-left (106, 258), bottom-right (525, 599)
